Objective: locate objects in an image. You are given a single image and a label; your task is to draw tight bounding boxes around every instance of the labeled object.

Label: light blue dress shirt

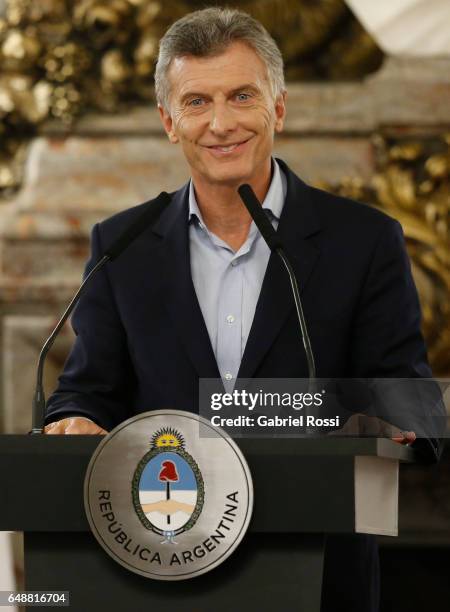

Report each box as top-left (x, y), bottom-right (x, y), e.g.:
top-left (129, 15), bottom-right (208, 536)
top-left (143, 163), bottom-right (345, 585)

top-left (189, 159), bottom-right (287, 388)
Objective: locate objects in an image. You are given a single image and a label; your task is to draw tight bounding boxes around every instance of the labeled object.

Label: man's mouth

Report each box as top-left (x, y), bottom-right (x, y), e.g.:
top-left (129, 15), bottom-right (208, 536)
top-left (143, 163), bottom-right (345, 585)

top-left (204, 138), bottom-right (251, 153)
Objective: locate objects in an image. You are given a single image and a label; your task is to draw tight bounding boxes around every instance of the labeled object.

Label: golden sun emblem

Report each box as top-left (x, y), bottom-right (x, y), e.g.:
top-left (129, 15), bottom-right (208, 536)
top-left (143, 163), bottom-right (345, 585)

top-left (151, 427), bottom-right (185, 449)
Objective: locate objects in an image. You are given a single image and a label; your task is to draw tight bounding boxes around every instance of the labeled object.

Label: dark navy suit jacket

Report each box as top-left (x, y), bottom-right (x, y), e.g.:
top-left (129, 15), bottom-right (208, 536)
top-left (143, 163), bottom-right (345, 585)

top-left (46, 159), bottom-right (438, 612)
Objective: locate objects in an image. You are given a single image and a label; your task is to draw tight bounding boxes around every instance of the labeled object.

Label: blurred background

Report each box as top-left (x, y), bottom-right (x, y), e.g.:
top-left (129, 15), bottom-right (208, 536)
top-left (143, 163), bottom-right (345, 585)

top-left (0, 1), bottom-right (449, 609)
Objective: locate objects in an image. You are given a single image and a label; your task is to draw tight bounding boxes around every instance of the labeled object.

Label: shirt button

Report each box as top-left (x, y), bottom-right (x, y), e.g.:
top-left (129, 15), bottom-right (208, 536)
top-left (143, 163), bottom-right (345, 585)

top-left (231, 260), bottom-right (238, 267)
top-left (226, 315), bottom-right (235, 325)
top-left (224, 372), bottom-right (233, 381)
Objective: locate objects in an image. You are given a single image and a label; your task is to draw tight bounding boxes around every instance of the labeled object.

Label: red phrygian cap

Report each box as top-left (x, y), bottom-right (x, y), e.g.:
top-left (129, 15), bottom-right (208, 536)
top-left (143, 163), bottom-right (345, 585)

top-left (158, 460), bottom-right (179, 482)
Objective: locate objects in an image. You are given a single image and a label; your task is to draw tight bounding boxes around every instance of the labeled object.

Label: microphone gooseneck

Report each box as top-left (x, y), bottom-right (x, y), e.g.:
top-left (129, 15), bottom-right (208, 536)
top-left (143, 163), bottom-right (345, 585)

top-left (238, 183), bottom-right (316, 379)
top-left (31, 191), bottom-right (171, 434)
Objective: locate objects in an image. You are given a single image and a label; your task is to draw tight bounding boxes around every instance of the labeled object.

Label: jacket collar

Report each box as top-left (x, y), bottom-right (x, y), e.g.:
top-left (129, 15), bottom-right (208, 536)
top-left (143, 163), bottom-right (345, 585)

top-left (152, 182), bottom-right (222, 380)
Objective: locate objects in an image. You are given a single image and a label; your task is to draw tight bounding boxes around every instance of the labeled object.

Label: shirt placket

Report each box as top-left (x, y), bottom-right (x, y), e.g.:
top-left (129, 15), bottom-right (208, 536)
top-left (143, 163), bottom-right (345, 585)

top-left (216, 252), bottom-right (243, 391)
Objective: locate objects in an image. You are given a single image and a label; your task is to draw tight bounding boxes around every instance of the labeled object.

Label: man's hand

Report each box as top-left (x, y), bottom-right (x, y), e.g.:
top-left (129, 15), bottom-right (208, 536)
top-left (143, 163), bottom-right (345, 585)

top-left (333, 414), bottom-right (416, 445)
top-left (392, 430), bottom-right (416, 445)
top-left (45, 417), bottom-right (107, 435)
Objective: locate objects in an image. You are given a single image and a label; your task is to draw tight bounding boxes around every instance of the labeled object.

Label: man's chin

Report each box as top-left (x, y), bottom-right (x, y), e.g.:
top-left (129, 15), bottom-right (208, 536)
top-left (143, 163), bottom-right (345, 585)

top-left (203, 165), bottom-right (257, 188)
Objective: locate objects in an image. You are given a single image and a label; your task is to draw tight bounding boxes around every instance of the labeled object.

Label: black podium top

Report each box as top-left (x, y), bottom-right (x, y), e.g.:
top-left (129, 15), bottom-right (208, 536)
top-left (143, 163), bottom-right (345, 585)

top-left (0, 435), bottom-right (414, 534)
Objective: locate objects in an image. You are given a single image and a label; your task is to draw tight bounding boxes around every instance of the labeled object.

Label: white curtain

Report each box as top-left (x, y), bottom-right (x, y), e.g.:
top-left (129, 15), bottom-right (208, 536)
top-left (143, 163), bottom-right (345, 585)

top-left (346, 0), bottom-right (450, 56)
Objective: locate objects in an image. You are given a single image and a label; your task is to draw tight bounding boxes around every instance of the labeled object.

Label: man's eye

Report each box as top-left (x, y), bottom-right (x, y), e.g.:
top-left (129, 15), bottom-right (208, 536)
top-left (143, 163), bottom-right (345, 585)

top-left (236, 93), bottom-right (251, 101)
top-left (189, 98), bottom-right (204, 107)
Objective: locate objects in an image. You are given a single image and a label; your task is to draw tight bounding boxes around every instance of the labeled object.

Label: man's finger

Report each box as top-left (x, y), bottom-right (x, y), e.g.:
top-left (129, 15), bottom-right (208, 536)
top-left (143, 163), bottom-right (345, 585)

top-left (45, 420), bottom-right (67, 434)
top-left (392, 430), bottom-right (416, 445)
top-left (65, 419), bottom-right (107, 435)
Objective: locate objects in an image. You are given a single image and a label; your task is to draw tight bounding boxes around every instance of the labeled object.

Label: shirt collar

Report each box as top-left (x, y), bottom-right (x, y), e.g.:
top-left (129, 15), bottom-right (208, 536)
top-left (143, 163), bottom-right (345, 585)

top-left (189, 158), bottom-right (286, 226)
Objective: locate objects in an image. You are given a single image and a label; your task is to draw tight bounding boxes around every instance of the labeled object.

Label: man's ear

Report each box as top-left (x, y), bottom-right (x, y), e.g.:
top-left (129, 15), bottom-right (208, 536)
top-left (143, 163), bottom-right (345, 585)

top-left (158, 104), bottom-right (179, 144)
top-left (274, 90), bottom-right (287, 133)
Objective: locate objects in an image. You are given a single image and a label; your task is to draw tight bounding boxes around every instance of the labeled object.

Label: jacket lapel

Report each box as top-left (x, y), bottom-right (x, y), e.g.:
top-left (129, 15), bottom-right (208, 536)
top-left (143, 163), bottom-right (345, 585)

top-left (153, 184), bottom-right (221, 380)
top-left (237, 161), bottom-right (322, 379)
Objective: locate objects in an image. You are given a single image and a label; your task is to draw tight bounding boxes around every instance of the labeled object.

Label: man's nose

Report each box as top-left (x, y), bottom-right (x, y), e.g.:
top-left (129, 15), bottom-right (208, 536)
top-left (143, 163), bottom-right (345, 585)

top-left (209, 103), bottom-right (237, 135)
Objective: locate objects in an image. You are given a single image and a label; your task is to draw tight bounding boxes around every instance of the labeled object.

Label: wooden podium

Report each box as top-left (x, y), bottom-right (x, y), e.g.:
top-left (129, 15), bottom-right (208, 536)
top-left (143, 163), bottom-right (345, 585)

top-left (0, 435), bottom-right (414, 611)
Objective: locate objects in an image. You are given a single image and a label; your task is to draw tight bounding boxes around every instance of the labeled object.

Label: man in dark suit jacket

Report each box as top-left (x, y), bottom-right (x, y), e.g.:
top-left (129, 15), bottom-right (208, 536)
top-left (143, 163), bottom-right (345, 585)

top-left (45, 159), bottom-right (433, 430)
top-left (45, 7), bottom-right (440, 612)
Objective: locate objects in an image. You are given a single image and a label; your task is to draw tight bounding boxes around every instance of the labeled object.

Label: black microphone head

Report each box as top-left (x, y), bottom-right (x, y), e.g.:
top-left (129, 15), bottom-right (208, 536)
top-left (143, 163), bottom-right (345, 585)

top-left (105, 191), bottom-right (171, 260)
top-left (238, 183), bottom-right (283, 251)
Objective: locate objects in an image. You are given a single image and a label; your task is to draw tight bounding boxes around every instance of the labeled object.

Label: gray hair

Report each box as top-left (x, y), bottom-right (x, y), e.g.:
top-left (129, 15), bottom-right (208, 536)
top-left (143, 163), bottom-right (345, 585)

top-left (154, 7), bottom-right (285, 111)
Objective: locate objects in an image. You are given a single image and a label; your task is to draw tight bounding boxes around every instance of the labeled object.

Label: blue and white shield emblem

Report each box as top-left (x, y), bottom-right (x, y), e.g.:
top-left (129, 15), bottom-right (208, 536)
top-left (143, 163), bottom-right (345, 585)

top-left (132, 427), bottom-right (204, 543)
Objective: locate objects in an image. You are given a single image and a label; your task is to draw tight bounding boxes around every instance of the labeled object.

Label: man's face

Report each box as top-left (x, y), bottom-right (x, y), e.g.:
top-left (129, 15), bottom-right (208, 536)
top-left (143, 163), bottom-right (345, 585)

top-left (159, 42), bottom-right (286, 188)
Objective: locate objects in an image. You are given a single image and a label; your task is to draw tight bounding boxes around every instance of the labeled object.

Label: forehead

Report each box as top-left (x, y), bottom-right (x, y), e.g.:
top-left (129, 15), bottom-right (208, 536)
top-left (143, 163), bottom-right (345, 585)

top-left (167, 42), bottom-right (270, 96)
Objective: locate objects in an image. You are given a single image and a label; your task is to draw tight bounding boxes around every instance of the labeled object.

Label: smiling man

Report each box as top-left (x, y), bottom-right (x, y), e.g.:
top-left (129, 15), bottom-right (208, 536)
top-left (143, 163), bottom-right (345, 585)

top-left (45, 7), bottom-right (437, 612)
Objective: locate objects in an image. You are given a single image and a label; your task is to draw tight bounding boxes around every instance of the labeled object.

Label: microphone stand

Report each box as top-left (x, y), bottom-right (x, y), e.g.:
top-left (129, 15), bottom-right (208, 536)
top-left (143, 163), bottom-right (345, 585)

top-left (30, 255), bottom-right (110, 434)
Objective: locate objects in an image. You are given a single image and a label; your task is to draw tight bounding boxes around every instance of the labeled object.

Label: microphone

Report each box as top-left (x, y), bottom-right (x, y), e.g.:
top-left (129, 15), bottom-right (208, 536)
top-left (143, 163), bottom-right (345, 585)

top-left (238, 183), bottom-right (316, 379)
top-left (30, 191), bottom-right (171, 434)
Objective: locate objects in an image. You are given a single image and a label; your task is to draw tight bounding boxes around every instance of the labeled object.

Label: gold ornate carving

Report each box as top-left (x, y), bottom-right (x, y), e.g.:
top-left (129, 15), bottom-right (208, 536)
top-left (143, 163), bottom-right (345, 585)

top-left (0, 0), bottom-right (382, 195)
top-left (323, 136), bottom-right (450, 375)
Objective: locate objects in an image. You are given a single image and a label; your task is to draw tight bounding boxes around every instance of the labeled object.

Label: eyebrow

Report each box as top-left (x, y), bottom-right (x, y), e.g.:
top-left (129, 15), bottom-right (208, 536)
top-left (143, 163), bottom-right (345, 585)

top-left (179, 83), bottom-right (260, 105)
